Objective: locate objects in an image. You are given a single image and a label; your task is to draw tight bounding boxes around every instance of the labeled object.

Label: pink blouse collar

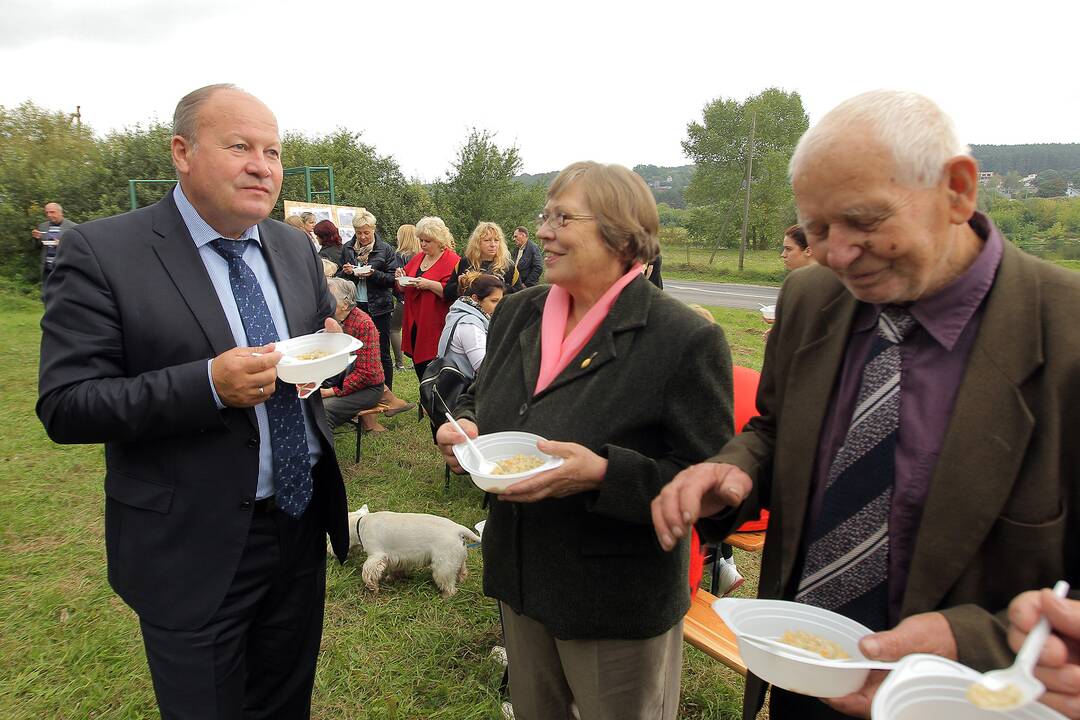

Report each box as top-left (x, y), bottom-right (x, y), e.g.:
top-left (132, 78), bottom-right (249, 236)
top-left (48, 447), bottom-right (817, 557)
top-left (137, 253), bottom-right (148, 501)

top-left (534, 263), bottom-right (644, 395)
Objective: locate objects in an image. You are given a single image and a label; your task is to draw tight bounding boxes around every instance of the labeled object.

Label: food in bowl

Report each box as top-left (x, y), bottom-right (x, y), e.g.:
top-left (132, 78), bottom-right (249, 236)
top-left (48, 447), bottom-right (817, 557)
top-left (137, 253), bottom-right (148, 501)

top-left (965, 682), bottom-right (1023, 709)
top-left (780, 630), bottom-right (851, 660)
top-left (294, 350), bottom-right (331, 361)
top-left (492, 454), bottom-right (545, 476)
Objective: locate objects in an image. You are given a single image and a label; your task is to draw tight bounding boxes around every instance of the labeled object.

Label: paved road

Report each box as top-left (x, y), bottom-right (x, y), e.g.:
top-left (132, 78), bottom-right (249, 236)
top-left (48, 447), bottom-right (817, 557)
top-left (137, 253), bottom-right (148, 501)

top-left (663, 279), bottom-right (779, 310)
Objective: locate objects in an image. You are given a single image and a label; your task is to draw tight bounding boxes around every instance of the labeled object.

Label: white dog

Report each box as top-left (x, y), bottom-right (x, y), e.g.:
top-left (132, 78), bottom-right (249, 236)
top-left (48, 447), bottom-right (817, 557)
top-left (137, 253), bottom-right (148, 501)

top-left (345, 505), bottom-right (481, 597)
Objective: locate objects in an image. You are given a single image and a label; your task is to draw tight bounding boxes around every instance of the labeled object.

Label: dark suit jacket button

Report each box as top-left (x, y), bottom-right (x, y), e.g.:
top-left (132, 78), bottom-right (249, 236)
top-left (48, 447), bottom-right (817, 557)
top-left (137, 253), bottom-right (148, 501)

top-left (246, 437), bottom-right (259, 448)
top-left (240, 498), bottom-right (253, 509)
top-left (518, 402), bottom-right (528, 416)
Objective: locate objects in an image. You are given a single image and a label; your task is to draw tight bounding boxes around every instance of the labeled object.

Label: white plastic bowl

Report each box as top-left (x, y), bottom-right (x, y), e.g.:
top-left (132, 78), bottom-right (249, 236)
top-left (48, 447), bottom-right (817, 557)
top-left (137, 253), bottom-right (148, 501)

top-left (713, 597), bottom-right (876, 698)
top-left (760, 304), bottom-right (776, 322)
top-left (453, 431), bottom-right (564, 493)
top-left (273, 332), bottom-right (363, 385)
top-left (396, 276), bottom-right (419, 287)
top-left (873, 654), bottom-right (1067, 720)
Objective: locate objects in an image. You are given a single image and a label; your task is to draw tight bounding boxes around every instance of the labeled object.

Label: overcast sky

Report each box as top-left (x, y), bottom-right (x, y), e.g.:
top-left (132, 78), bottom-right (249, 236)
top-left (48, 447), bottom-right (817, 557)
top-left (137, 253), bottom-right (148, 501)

top-left (4, 0), bottom-right (1077, 182)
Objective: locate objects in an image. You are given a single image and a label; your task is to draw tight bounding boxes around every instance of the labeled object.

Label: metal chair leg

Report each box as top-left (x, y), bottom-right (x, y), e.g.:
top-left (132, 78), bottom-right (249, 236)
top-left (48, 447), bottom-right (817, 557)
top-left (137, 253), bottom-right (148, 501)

top-left (360, 418), bottom-right (369, 464)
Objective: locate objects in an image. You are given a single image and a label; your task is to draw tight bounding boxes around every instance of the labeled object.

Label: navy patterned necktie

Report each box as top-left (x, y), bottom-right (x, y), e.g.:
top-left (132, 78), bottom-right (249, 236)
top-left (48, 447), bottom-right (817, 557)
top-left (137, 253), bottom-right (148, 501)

top-left (210, 238), bottom-right (312, 518)
top-left (795, 305), bottom-right (917, 630)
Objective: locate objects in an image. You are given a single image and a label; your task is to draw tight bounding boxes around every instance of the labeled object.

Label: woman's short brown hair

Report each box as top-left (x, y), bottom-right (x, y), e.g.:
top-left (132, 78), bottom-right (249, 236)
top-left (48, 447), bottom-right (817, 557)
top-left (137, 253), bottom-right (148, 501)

top-left (784, 224), bottom-right (808, 249)
top-left (546, 161), bottom-right (659, 266)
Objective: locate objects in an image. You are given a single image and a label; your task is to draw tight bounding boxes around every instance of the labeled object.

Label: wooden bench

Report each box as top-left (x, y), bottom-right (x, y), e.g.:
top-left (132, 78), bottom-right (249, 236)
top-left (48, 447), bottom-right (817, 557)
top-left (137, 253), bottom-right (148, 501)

top-left (683, 588), bottom-right (746, 676)
top-left (341, 404), bottom-right (388, 463)
top-left (725, 531), bottom-right (766, 553)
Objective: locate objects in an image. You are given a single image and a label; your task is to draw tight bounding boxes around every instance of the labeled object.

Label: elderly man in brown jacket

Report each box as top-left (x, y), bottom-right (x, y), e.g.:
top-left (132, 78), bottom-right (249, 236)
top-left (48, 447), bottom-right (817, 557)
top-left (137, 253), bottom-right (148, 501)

top-left (653, 90), bottom-right (1080, 720)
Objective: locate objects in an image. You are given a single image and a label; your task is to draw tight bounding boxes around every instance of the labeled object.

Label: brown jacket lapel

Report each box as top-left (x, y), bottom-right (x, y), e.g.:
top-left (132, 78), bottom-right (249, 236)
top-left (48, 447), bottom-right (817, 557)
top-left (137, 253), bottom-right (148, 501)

top-left (901, 243), bottom-right (1042, 616)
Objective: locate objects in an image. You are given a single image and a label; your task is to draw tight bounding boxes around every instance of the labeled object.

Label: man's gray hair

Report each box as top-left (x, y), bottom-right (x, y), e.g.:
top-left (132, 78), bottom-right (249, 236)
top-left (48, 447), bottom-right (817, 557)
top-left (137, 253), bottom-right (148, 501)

top-left (789, 90), bottom-right (971, 188)
top-left (172, 83), bottom-right (240, 144)
top-left (326, 277), bottom-right (357, 312)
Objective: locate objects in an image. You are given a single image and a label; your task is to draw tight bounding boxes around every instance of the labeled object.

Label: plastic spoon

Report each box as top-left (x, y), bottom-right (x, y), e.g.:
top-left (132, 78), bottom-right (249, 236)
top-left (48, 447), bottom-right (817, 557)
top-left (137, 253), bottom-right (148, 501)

top-left (970, 580), bottom-right (1071, 711)
top-left (434, 394), bottom-right (495, 474)
top-left (737, 633), bottom-right (898, 670)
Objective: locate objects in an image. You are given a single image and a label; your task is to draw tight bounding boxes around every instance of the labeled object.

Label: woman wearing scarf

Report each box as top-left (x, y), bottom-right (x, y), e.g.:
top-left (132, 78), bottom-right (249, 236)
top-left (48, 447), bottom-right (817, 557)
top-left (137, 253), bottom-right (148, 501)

top-left (444, 221), bottom-right (523, 301)
top-left (436, 162), bottom-right (733, 720)
top-left (436, 272), bottom-right (505, 378)
top-left (340, 209), bottom-right (400, 389)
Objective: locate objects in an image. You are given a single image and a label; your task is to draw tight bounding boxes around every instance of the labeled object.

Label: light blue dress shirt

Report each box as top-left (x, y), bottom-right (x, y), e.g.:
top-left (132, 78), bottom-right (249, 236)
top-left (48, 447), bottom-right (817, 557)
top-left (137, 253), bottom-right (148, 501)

top-left (174, 185), bottom-right (322, 500)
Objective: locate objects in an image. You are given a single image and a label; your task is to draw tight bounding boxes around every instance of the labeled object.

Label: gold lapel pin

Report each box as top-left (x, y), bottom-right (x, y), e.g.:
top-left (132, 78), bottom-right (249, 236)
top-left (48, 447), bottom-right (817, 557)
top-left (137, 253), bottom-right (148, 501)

top-left (581, 352), bottom-right (598, 369)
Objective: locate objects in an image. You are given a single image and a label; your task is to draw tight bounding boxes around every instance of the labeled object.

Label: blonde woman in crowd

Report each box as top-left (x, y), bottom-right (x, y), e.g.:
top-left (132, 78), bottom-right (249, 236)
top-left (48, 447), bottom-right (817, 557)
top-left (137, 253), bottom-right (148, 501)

top-left (340, 209), bottom-right (401, 389)
top-left (391, 224), bottom-right (421, 370)
top-left (445, 221), bottom-right (522, 300)
top-left (396, 216), bottom-right (460, 381)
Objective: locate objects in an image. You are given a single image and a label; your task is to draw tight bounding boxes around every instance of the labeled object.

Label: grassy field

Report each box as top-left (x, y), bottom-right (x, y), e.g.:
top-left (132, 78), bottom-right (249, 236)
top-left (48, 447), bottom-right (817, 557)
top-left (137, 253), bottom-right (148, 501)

top-left (0, 295), bottom-right (762, 719)
top-left (660, 242), bottom-right (1080, 285)
top-left (660, 245), bottom-right (787, 286)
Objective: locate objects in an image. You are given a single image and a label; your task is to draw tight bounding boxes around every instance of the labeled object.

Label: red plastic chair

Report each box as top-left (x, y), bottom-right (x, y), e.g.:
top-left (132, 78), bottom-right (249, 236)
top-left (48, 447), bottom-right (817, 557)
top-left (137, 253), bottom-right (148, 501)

top-left (689, 366), bottom-right (767, 597)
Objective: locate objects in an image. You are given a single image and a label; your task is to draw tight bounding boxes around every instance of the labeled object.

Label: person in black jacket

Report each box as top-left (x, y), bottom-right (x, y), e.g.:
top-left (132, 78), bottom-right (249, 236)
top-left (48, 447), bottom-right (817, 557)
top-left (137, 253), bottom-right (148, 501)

top-left (340, 209), bottom-right (400, 389)
top-left (445, 221), bottom-right (523, 300)
top-left (511, 225), bottom-right (544, 287)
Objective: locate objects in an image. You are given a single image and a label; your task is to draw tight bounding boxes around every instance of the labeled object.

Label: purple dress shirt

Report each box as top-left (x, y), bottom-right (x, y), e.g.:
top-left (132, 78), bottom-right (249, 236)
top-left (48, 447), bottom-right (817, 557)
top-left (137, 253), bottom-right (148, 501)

top-left (808, 212), bottom-right (1004, 625)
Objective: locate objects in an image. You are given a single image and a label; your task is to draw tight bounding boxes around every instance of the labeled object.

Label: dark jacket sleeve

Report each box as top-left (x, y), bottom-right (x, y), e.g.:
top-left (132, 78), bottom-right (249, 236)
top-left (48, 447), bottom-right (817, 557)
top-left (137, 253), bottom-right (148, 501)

top-left (36, 228), bottom-right (225, 444)
top-left (444, 257), bottom-right (470, 300)
top-left (523, 242), bottom-right (544, 286)
top-left (367, 242), bottom-right (398, 289)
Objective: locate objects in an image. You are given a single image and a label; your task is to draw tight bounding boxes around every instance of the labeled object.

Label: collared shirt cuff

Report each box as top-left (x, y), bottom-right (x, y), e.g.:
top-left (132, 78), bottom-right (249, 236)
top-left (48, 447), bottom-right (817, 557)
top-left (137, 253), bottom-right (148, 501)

top-left (207, 359), bottom-right (226, 410)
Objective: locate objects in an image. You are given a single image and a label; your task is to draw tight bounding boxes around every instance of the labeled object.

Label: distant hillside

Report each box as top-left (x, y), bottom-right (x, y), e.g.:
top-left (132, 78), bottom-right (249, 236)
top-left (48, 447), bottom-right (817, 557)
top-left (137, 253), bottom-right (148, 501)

top-left (515, 164), bottom-right (694, 208)
top-left (971, 144), bottom-right (1080, 175)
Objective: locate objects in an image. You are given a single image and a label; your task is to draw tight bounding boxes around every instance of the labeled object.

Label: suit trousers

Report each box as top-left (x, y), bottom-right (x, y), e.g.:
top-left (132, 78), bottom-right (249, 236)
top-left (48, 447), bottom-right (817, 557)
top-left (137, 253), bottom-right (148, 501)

top-left (499, 602), bottom-right (682, 720)
top-left (139, 495), bottom-right (328, 720)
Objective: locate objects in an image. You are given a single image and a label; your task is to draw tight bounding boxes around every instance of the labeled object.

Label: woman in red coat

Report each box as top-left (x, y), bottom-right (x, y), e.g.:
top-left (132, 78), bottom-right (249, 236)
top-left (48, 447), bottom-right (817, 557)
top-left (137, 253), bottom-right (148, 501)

top-left (396, 215), bottom-right (461, 381)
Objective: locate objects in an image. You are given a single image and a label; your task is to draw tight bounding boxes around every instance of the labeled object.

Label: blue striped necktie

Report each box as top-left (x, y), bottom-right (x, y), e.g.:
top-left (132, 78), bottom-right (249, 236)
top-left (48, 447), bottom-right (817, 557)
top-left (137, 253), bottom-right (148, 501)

top-left (210, 238), bottom-right (312, 518)
top-left (795, 305), bottom-right (917, 630)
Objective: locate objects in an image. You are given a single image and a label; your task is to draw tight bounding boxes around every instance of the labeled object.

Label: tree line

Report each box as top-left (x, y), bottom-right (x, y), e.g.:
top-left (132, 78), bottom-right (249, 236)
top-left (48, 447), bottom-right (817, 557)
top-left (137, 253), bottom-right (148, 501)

top-left (971, 143), bottom-right (1080, 176)
top-left (4, 96), bottom-right (1076, 289)
top-left (0, 102), bottom-right (544, 286)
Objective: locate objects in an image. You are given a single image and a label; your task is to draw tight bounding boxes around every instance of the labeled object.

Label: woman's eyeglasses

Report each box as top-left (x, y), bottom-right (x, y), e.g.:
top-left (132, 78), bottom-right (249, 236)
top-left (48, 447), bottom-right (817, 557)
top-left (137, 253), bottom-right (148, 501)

top-left (536, 211), bottom-right (595, 230)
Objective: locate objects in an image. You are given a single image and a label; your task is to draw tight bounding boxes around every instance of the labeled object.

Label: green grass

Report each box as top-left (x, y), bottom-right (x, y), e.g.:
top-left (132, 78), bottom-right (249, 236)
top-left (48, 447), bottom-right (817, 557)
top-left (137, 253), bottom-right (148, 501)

top-left (0, 295), bottom-right (757, 719)
top-left (662, 245), bottom-right (787, 286)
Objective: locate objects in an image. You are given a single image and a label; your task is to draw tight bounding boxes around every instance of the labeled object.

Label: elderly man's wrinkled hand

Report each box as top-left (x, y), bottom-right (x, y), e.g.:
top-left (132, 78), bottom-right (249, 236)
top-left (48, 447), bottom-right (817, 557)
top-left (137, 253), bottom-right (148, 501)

top-left (824, 611), bottom-right (957, 718)
top-left (650, 462), bottom-right (752, 551)
top-left (496, 440), bottom-right (606, 503)
top-left (1008, 589), bottom-right (1080, 718)
top-left (435, 418), bottom-right (476, 474)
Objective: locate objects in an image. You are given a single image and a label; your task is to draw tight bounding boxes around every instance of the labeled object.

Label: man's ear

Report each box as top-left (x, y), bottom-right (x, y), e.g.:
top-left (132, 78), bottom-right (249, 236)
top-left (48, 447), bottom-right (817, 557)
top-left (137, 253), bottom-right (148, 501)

top-left (943, 154), bottom-right (979, 225)
top-left (171, 135), bottom-right (193, 175)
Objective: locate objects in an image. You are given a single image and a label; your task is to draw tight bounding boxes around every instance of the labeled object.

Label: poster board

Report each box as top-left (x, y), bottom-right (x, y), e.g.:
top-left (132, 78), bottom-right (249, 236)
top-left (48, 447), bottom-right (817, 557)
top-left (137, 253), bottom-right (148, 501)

top-left (283, 200), bottom-right (364, 243)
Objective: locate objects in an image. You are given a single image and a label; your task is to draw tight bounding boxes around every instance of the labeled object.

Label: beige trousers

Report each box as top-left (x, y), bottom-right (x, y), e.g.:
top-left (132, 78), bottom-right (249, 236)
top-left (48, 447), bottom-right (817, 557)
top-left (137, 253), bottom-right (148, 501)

top-left (500, 602), bottom-right (683, 720)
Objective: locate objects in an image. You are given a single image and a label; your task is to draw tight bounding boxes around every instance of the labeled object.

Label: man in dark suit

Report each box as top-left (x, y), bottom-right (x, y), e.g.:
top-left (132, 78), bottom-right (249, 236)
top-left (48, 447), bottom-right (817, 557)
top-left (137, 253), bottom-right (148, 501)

top-left (652, 90), bottom-right (1080, 719)
top-left (511, 225), bottom-right (543, 287)
top-left (37, 84), bottom-right (350, 719)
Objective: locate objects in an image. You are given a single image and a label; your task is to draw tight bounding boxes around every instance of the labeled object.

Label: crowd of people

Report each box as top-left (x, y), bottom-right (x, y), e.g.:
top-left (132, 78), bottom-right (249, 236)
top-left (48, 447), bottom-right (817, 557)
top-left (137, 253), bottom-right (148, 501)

top-left (32, 82), bottom-right (1080, 720)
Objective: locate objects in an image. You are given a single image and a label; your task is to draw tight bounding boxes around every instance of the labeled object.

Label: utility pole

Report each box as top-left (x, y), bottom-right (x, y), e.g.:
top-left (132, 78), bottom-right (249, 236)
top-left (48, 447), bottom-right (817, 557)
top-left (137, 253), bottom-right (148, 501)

top-left (73, 105), bottom-right (81, 128)
top-left (738, 111), bottom-right (756, 272)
